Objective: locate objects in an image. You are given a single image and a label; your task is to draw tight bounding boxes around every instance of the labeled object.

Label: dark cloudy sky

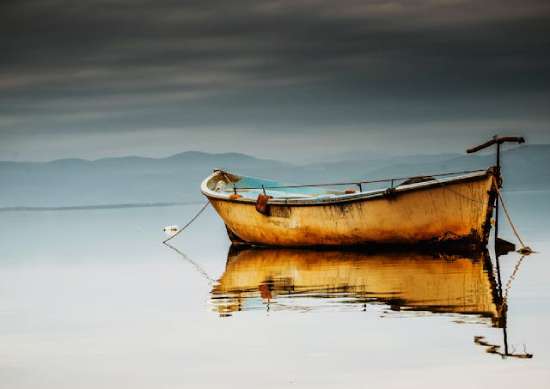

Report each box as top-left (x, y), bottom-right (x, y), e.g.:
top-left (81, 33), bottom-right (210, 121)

top-left (1, 0), bottom-right (549, 161)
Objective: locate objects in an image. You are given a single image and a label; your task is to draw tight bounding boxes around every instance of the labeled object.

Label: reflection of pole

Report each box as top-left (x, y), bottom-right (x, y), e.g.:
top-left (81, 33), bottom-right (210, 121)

top-left (495, 141), bottom-right (500, 242)
top-left (475, 253), bottom-right (532, 359)
top-left (494, 246), bottom-right (509, 356)
top-left (503, 326), bottom-right (509, 356)
top-left (495, 250), bottom-right (503, 301)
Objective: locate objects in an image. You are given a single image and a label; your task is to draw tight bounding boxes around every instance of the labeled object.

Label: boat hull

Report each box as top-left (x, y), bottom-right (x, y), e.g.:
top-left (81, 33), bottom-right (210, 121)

top-left (204, 171), bottom-right (496, 248)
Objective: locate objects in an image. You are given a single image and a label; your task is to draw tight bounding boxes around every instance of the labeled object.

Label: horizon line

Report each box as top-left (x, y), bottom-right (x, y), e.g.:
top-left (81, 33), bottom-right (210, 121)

top-left (1, 143), bottom-right (542, 164)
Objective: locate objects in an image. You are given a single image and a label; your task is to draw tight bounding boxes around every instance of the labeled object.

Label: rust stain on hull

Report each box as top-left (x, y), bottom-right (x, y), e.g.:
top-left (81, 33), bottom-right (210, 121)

top-left (205, 173), bottom-right (495, 248)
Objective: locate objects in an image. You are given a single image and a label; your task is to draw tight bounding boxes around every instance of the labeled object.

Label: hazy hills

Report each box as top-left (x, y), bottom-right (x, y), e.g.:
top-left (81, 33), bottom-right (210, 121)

top-left (318, 144), bottom-right (550, 189)
top-left (1, 145), bottom-right (548, 208)
top-left (0, 152), bottom-right (291, 207)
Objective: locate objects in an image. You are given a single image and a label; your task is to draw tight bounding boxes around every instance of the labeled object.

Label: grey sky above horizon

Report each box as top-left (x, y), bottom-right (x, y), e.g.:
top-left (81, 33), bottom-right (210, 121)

top-left (1, 0), bottom-right (549, 162)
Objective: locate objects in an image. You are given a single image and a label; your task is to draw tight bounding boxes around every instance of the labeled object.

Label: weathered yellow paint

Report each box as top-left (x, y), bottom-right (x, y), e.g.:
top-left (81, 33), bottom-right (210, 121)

top-left (211, 248), bottom-right (499, 322)
top-left (205, 173), bottom-right (495, 247)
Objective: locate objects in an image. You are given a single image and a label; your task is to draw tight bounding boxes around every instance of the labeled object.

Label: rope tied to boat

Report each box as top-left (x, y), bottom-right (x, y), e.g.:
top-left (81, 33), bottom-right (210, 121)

top-left (494, 187), bottom-right (534, 255)
top-left (162, 201), bottom-right (210, 243)
top-left (432, 174), bottom-right (533, 255)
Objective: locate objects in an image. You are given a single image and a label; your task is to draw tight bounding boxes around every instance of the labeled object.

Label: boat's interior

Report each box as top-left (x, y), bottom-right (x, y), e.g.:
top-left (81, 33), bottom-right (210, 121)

top-left (204, 169), bottom-right (489, 202)
top-left (205, 169), bottom-right (450, 201)
top-left (207, 170), bottom-right (356, 200)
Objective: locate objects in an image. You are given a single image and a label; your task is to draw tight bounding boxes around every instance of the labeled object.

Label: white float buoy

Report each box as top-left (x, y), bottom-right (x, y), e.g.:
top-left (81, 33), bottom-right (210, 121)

top-left (163, 225), bottom-right (179, 235)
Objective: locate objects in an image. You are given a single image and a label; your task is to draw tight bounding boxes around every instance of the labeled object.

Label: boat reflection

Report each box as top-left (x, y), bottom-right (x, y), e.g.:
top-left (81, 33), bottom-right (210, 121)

top-left (211, 247), bottom-right (499, 323)
top-left (208, 245), bottom-right (532, 359)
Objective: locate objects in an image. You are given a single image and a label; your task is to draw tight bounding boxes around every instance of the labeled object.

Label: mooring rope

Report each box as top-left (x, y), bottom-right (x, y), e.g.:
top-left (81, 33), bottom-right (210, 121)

top-left (162, 201), bottom-right (210, 243)
top-left (495, 187), bottom-right (533, 254)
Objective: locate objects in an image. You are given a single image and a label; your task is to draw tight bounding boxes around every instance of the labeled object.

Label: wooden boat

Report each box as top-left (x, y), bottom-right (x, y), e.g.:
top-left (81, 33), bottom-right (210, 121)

top-left (211, 247), bottom-right (501, 324)
top-left (201, 167), bottom-right (498, 249)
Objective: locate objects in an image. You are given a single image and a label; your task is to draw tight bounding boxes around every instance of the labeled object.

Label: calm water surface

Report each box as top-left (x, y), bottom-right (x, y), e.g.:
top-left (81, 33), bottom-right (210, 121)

top-left (1, 191), bottom-right (549, 388)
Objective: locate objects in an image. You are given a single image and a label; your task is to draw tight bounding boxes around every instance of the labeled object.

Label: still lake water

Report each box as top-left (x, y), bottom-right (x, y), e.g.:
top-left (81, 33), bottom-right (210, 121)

top-left (1, 191), bottom-right (549, 388)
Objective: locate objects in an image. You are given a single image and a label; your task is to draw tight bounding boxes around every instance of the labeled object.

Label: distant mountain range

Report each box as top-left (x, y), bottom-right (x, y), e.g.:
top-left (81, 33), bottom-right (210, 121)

top-left (1, 145), bottom-right (548, 208)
